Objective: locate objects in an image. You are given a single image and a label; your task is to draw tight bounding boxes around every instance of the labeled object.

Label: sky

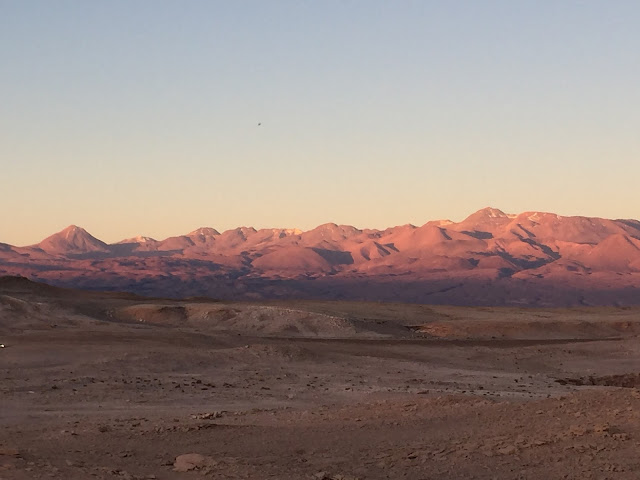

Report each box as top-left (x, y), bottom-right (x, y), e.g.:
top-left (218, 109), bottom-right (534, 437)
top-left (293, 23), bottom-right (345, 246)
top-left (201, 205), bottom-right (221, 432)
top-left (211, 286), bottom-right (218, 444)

top-left (1, 1), bottom-right (639, 246)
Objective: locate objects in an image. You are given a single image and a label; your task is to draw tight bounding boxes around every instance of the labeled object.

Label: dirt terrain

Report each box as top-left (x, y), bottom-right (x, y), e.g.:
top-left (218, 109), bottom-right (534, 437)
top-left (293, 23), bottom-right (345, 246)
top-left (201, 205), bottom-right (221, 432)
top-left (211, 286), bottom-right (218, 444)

top-left (2, 277), bottom-right (640, 479)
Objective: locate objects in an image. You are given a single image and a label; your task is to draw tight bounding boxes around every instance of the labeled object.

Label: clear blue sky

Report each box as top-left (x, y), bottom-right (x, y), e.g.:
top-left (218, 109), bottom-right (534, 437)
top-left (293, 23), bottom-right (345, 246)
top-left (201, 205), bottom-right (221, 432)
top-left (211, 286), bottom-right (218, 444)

top-left (1, 1), bottom-right (639, 245)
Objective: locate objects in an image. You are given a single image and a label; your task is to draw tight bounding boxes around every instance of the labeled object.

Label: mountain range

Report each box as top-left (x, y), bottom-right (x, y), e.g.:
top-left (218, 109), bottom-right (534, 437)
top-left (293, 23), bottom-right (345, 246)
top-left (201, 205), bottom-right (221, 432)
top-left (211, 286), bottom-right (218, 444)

top-left (2, 207), bottom-right (640, 306)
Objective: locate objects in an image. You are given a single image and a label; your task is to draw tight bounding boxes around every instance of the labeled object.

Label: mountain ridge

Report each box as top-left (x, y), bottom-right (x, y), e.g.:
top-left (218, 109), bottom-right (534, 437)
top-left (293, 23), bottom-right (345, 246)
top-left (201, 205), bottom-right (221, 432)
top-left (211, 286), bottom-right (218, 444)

top-left (2, 207), bottom-right (640, 307)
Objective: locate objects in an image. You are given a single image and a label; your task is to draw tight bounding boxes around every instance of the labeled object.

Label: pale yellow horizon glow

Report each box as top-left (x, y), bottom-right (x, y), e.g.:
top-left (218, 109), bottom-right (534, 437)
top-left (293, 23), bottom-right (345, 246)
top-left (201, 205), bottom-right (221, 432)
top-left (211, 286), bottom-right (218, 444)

top-left (2, 2), bottom-right (639, 246)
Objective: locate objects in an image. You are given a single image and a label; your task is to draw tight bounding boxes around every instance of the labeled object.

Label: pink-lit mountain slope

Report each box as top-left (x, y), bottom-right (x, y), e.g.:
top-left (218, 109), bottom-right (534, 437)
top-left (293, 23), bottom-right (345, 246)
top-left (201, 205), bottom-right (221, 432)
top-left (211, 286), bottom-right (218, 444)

top-left (2, 208), bottom-right (640, 306)
top-left (35, 225), bottom-right (110, 255)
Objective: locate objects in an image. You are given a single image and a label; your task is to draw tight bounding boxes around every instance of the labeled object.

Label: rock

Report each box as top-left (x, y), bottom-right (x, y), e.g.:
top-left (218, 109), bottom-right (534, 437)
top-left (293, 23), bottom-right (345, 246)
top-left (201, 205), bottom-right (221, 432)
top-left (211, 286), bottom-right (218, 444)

top-left (593, 424), bottom-right (610, 435)
top-left (497, 445), bottom-right (517, 455)
top-left (569, 425), bottom-right (588, 436)
top-left (173, 453), bottom-right (217, 472)
top-left (190, 412), bottom-right (223, 420)
top-left (0, 448), bottom-right (20, 457)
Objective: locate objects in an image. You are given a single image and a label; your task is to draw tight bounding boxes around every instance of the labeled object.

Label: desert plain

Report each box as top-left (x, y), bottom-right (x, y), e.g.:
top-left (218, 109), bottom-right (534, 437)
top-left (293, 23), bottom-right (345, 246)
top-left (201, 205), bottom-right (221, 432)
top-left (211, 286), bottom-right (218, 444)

top-left (2, 276), bottom-right (640, 479)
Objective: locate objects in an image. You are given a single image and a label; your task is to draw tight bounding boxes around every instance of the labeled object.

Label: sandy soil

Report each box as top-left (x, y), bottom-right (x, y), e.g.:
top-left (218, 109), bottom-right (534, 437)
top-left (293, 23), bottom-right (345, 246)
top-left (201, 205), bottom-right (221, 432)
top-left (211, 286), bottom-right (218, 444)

top-left (2, 279), bottom-right (640, 479)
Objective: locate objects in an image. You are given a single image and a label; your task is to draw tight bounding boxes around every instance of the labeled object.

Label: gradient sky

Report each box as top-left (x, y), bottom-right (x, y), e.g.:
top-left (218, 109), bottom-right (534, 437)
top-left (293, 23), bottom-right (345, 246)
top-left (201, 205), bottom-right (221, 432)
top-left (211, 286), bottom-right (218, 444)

top-left (1, 1), bottom-right (639, 246)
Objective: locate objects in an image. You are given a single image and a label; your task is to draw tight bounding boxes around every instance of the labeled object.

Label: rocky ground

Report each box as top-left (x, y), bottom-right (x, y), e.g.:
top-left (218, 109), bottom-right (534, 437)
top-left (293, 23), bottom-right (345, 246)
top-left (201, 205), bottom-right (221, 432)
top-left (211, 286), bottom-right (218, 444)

top-left (2, 278), bottom-right (640, 479)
